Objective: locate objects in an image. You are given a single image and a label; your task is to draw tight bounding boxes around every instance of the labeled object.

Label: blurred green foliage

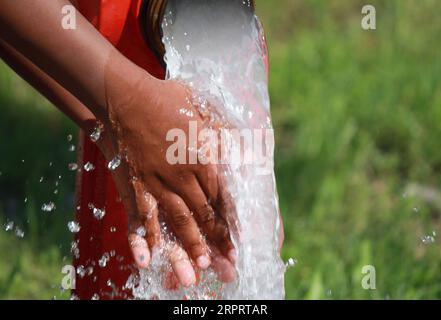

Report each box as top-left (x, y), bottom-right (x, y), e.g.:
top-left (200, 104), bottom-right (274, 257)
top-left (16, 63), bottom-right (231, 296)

top-left (0, 0), bottom-right (440, 299)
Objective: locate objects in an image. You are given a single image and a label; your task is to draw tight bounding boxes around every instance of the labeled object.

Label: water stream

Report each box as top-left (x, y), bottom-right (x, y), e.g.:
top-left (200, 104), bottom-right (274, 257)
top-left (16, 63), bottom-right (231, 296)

top-left (129, 0), bottom-right (285, 299)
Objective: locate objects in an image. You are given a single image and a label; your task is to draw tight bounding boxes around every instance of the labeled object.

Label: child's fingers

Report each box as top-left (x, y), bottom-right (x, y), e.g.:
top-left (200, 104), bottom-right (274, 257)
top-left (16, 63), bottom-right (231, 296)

top-left (170, 244), bottom-right (196, 287)
top-left (156, 187), bottom-right (211, 269)
top-left (172, 174), bottom-right (234, 260)
top-left (162, 268), bottom-right (180, 291)
top-left (132, 179), bottom-right (161, 249)
top-left (128, 179), bottom-right (161, 269)
top-left (180, 167), bottom-right (235, 262)
top-left (195, 164), bottom-right (219, 203)
top-left (104, 154), bottom-right (152, 269)
top-left (128, 233), bottom-right (151, 268)
top-left (209, 244), bottom-right (236, 283)
top-left (215, 169), bottom-right (238, 264)
top-left (173, 175), bottom-right (216, 234)
top-left (143, 175), bottom-right (212, 271)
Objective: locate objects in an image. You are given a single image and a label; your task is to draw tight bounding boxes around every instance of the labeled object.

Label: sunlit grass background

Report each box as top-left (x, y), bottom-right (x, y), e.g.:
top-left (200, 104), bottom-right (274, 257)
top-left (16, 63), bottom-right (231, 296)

top-left (1, 0), bottom-right (440, 299)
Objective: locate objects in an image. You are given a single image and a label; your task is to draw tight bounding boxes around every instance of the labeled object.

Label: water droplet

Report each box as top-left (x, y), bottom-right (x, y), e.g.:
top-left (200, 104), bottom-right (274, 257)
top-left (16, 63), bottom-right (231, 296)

top-left (71, 240), bottom-right (80, 258)
top-left (90, 123), bottom-right (103, 142)
top-left (94, 208), bottom-right (105, 220)
top-left (186, 44), bottom-right (190, 51)
top-left (41, 202), bottom-right (56, 212)
top-left (108, 155), bottom-right (121, 171)
top-left (89, 203), bottom-right (105, 220)
top-left (87, 266), bottom-right (94, 275)
top-left (136, 226), bottom-right (146, 237)
top-left (99, 253), bottom-right (110, 267)
top-left (15, 227), bottom-right (25, 238)
top-left (110, 227), bottom-right (117, 233)
top-left (421, 235), bottom-right (435, 245)
top-left (39, 176), bottom-right (44, 183)
top-left (77, 265), bottom-right (86, 278)
top-left (68, 144), bottom-right (76, 152)
top-left (83, 162), bottom-right (95, 172)
top-left (179, 107), bottom-right (194, 117)
top-left (285, 257), bottom-right (297, 268)
top-left (67, 134), bottom-right (73, 142)
top-left (68, 221), bottom-right (81, 233)
top-left (53, 189), bottom-right (58, 195)
top-left (412, 207), bottom-right (419, 213)
top-left (5, 221), bottom-right (14, 231)
top-left (91, 293), bottom-right (100, 300)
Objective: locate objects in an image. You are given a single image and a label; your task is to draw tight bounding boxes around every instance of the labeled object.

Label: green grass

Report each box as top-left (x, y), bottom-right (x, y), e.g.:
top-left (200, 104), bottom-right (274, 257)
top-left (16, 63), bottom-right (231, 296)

top-left (0, 0), bottom-right (441, 299)
top-left (257, 0), bottom-right (441, 299)
top-left (0, 225), bottom-right (71, 299)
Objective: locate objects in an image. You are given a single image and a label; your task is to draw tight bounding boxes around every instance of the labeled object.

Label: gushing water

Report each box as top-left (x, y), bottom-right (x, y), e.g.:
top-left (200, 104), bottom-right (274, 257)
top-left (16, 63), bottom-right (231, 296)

top-left (130, 0), bottom-right (285, 299)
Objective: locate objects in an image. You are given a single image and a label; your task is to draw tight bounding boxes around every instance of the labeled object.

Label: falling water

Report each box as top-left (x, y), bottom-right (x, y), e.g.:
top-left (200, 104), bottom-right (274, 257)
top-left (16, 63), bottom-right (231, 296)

top-left (130, 0), bottom-right (285, 299)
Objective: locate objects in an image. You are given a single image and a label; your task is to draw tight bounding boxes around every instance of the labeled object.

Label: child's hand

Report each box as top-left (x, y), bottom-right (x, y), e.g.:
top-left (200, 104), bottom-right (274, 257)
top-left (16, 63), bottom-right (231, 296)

top-left (95, 124), bottom-right (235, 287)
top-left (98, 65), bottom-right (236, 284)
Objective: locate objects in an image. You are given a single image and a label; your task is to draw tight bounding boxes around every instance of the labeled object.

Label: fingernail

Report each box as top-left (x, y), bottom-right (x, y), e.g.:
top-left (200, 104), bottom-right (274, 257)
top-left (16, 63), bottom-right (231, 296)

top-left (133, 247), bottom-right (150, 269)
top-left (196, 255), bottom-right (211, 269)
top-left (174, 260), bottom-right (196, 287)
top-left (228, 249), bottom-right (237, 264)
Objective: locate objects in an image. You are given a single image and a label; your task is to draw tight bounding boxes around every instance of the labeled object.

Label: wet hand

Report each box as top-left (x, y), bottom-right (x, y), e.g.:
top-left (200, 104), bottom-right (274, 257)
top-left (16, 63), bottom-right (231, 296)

top-left (97, 66), bottom-right (236, 285)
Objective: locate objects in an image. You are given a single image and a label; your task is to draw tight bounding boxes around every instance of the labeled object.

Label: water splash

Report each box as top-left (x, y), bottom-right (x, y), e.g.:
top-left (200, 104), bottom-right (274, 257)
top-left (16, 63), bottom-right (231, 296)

top-left (131, 0), bottom-right (284, 300)
top-left (15, 227), bottom-right (25, 238)
top-left (99, 253), bottom-right (111, 267)
top-left (41, 202), bottom-right (56, 212)
top-left (88, 203), bottom-right (106, 220)
top-left (108, 155), bottom-right (122, 171)
top-left (4, 221), bottom-right (14, 231)
top-left (67, 221), bottom-right (81, 233)
top-left (83, 162), bottom-right (95, 172)
top-left (90, 122), bottom-right (103, 142)
top-left (421, 231), bottom-right (436, 245)
top-left (285, 257), bottom-right (298, 269)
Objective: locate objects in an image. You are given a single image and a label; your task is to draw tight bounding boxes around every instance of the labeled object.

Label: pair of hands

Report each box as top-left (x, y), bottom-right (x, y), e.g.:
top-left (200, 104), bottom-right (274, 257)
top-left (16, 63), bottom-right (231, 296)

top-left (95, 68), bottom-right (237, 288)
